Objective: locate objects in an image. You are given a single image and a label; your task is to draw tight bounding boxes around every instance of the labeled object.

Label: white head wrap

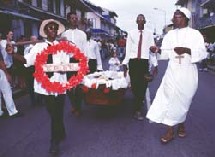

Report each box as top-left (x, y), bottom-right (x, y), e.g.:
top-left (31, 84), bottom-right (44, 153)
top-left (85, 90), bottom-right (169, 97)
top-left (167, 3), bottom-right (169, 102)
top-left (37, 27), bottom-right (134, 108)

top-left (178, 7), bottom-right (191, 19)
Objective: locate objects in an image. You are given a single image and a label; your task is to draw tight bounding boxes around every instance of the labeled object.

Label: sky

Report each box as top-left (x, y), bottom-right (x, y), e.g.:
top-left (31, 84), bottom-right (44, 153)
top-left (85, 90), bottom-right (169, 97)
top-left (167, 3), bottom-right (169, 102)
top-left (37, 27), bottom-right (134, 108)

top-left (88, 0), bottom-right (178, 35)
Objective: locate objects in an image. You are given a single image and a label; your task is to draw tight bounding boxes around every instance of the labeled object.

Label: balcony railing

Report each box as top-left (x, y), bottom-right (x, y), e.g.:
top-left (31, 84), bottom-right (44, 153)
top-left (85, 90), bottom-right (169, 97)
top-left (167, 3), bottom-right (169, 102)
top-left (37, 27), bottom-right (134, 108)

top-left (196, 14), bottom-right (215, 29)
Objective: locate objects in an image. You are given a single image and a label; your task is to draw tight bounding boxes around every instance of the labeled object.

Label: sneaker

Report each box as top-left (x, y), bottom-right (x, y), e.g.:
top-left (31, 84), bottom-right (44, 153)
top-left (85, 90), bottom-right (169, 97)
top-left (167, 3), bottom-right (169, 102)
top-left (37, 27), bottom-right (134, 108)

top-left (0, 111), bottom-right (4, 117)
top-left (203, 68), bottom-right (208, 72)
top-left (10, 112), bottom-right (24, 118)
top-left (134, 111), bottom-right (144, 121)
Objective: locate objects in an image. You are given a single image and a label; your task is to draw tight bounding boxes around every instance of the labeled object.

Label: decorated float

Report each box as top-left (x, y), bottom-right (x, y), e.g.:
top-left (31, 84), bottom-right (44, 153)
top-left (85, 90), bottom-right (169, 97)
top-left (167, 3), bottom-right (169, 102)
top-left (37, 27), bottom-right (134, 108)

top-left (81, 71), bottom-right (130, 105)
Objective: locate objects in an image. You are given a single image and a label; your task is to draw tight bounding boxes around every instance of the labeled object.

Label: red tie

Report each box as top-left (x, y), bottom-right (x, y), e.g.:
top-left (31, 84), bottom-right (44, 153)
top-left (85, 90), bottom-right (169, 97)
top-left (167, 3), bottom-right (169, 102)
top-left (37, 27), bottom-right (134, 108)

top-left (137, 30), bottom-right (142, 59)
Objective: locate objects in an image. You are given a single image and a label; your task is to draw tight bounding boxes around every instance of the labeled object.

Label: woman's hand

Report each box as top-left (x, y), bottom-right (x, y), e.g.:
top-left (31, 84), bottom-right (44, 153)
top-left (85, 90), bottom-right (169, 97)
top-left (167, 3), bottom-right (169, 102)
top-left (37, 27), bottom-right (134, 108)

top-left (174, 47), bottom-right (191, 55)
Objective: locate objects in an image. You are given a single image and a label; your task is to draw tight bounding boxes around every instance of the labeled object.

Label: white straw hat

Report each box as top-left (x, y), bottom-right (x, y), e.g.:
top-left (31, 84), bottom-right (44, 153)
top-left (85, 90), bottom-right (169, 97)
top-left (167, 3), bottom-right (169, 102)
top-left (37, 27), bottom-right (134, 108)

top-left (178, 7), bottom-right (191, 19)
top-left (39, 19), bottom-right (65, 38)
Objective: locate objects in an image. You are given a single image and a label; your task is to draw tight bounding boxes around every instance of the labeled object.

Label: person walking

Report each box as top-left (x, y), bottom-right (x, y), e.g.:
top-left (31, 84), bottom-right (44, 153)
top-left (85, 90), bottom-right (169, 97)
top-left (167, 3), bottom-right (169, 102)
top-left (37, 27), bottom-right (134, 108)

top-left (24, 35), bottom-right (43, 106)
top-left (12, 19), bottom-right (67, 154)
top-left (146, 7), bottom-right (208, 144)
top-left (61, 11), bottom-right (87, 116)
top-left (0, 30), bottom-right (17, 87)
top-left (0, 49), bottom-right (23, 118)
top-left (122, 14), bottom-right (157, 120)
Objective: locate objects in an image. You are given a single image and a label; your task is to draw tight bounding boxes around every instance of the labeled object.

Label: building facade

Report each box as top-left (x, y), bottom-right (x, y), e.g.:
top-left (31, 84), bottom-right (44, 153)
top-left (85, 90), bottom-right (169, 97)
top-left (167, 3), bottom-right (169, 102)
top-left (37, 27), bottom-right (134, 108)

top-left (176, 0), bottom-right (215, 42)
top-left (0, 0), bottom-right (123, 41)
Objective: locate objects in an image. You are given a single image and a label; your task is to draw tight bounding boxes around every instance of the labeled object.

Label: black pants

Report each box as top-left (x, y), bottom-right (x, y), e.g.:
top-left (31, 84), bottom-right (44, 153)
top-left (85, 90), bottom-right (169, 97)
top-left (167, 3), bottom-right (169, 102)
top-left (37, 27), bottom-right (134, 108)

top-left (88, 59), bottom-right (97, 74)
top-left (67, 59), bottom-right (96, 110)
top-left (67, 85), bottom-right (83, 112)
top-left (129, 59), bottom-right (149, 111)
top-left (44, 94), bottom-right (66, 143)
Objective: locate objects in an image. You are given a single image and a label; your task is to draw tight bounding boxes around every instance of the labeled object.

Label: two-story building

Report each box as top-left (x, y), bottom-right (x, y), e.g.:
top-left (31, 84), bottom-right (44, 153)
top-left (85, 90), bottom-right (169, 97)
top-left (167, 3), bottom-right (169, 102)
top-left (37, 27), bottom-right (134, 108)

top-left (176, 0), bottom-right (215, 42)
top-left (0, 0), bottom-right (123, 41)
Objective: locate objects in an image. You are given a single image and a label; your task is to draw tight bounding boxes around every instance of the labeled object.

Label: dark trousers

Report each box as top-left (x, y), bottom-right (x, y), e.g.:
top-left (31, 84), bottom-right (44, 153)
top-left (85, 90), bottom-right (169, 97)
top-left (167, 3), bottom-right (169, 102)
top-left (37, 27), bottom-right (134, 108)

top-left (67, 59), bottom-right (96, 110)
top-left (129, 59), bottom-right (149, 111)
top-left (44, 94), bottom-right (66, 143)
top-left (88, 59), bottom-right (97, 73)
top-left (67, 85), bottom-right (83, 112)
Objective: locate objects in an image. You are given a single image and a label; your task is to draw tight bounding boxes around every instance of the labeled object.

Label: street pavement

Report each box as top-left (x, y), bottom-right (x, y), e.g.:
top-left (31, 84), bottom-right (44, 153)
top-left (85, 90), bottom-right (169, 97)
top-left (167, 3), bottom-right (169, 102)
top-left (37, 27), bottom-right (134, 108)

top-left (0, 59), bottom-right (215, 157)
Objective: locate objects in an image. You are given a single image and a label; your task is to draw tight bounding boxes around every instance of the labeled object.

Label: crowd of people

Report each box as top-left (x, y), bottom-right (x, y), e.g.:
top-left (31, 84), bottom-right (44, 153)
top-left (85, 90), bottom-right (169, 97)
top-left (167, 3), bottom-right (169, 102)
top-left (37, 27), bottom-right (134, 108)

top-left (0, 7), bottom-right (213, 155)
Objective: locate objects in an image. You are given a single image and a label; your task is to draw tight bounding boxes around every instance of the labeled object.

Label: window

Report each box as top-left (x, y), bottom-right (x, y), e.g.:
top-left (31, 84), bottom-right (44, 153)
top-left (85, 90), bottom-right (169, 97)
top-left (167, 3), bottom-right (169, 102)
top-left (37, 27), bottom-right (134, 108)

top-left (37, 0), bottom-right (42, 8)
top-left (23, 0), bottom-right (31, 5)
top-left (55, 0), bottom-right (60, 15)
top-left (48, 0), bottom-right (53, 12)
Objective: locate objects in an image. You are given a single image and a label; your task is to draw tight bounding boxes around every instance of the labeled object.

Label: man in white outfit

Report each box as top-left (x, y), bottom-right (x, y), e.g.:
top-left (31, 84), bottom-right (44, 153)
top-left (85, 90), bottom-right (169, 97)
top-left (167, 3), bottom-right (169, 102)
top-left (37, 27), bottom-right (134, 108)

top-left (85, 30), bottom-right (103, 73)
top-left (61, 11), bottom-right (87, 116)
top-left (0, 49), bottom-right (22, 118)
top-left (146, 7), bottom-right (208, 144)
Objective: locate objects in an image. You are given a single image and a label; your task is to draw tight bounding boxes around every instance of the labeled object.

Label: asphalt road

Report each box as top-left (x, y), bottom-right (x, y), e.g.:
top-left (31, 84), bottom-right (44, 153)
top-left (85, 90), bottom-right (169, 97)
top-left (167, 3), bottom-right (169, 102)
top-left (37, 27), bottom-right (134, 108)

top-left (0, 60), bottom-right (215, 157)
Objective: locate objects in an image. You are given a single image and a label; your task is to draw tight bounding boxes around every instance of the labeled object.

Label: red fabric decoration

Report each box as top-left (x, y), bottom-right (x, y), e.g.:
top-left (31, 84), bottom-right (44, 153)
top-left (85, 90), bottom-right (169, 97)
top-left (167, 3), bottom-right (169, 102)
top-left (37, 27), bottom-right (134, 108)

top-left (34, 41), bottom-right (88, 94)
top-left (82, 85), bottom-right (89, 93)
top-left (103, 88), bottom-right (110, 94)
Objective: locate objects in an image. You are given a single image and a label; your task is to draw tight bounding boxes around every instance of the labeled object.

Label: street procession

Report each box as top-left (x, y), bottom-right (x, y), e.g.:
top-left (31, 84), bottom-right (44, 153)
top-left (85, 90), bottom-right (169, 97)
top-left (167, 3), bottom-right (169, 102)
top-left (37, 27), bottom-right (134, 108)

top-left (0, 0), bottom-right (215, 156)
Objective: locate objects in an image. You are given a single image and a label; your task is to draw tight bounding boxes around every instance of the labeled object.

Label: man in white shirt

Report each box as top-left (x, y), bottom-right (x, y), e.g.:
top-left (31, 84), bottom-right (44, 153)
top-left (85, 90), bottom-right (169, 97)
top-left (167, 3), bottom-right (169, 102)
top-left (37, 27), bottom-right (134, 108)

top-left (85, 30), bottom-right (103, 73)
top-left (122, 14), bottom-right (157, 120)
top-left (24, 35), bottom-right (44, 106)
top-left (61, 11), bottom-right (87, 116)
top-left (0, 48), bottom-right (23, 118)
top-left (12, 19), bottom-right (67, 154)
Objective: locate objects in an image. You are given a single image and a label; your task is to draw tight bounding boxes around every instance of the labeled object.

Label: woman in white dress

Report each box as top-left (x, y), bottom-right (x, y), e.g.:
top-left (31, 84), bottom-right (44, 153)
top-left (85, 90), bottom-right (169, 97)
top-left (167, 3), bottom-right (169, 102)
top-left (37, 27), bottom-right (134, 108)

top-left (146, 7), bottom-right (208, 144)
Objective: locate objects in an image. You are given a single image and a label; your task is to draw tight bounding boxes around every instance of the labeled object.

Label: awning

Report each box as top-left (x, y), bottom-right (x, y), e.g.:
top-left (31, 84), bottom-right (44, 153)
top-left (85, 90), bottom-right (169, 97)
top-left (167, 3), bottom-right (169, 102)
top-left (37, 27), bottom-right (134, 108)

top-left (200, 24), bottom-right (215, 42)
top-left (0, 10), bottom-right (40, 21)
top-left (202, 24), bottom-right (215, 29)
top-left (175, 0), bottom-right (188, 6)
top-left (91, 29), bottom-right (109, 35)
top-left (200, 0), bottom-right (215, 8)
top-left (18, 2), bottom-right (66, 21)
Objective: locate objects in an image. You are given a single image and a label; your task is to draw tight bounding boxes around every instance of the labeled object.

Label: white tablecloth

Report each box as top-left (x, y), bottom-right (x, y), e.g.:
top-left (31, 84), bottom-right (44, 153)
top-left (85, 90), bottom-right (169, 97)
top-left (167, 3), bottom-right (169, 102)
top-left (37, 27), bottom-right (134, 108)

top-left (82, 71), bottom-right (130, 90)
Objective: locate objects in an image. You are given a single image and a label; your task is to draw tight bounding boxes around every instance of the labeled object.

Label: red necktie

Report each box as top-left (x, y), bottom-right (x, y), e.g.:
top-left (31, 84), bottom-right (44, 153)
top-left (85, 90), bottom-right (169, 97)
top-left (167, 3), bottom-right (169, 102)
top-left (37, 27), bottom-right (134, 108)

top-left (137, 30), bottom-right (142, 59)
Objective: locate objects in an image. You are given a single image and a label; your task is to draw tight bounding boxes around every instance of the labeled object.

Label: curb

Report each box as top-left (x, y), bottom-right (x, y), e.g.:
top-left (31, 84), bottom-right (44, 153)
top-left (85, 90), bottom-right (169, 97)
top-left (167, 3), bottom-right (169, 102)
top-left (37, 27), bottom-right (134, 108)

top-left (207, 64), bottom-right (215, 74)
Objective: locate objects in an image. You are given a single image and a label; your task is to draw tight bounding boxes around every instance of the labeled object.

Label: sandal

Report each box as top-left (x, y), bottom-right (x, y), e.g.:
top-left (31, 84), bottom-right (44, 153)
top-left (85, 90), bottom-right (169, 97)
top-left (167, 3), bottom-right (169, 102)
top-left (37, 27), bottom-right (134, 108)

top-left (177, 125), bottom-right (186, 138)
top-left (161, 134), bottom-right (174, 144)
top-left (160, 128), bottom-right (174, 144)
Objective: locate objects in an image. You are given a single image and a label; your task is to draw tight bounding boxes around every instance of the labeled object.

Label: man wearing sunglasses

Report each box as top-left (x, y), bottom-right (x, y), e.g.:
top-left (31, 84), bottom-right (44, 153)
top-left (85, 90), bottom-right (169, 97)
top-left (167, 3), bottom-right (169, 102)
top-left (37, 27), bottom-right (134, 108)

top-left (12, 19), bottom-right (67, 154)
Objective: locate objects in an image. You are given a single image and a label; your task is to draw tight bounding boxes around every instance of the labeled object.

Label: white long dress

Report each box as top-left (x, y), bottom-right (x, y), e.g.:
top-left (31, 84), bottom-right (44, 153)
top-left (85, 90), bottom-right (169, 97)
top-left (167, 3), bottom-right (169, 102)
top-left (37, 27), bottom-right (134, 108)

top-left (146, 27), bottom-right (208, 126)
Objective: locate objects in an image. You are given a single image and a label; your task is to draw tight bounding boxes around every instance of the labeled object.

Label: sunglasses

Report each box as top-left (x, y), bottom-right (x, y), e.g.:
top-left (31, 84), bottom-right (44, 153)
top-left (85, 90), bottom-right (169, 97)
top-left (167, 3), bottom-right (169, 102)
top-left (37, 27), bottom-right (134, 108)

top-left (47, 25), bottom-right (59, 31)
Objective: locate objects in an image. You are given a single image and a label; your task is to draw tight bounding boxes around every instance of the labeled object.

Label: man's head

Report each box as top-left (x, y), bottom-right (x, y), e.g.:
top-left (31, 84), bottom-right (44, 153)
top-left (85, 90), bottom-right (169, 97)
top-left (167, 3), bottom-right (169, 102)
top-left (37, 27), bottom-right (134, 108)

top-left (172, 7), bottom-right (191, 28)
top-left (39, 19), bottom-right (65, 39)
top-left (67, 11), bottom-right (79, 29)
top-left (136, 14), bottom-right (146, 30)
top-left (6, 31), bottom-right (13, 41)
